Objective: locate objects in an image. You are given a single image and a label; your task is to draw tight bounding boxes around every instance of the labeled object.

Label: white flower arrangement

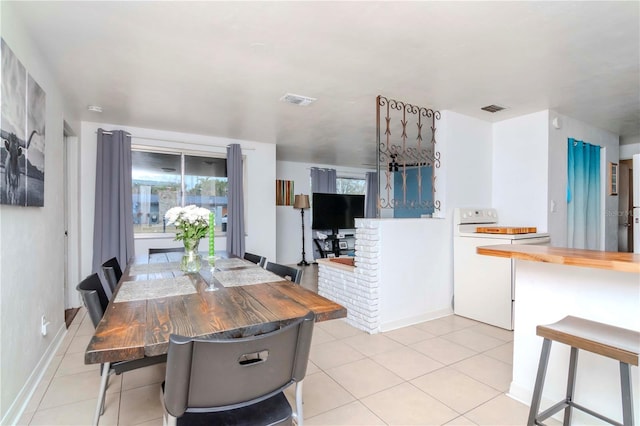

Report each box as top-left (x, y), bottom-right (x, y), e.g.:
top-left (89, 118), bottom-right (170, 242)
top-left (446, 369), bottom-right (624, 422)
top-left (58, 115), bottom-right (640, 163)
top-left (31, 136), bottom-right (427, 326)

top-left (164, 205), bottom-right (211, 242)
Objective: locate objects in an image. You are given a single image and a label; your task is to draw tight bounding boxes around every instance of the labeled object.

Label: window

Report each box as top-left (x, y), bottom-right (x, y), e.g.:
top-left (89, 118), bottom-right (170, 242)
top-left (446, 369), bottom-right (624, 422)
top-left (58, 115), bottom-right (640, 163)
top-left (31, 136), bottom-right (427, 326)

top-left (336, 177), bottom-right (365, 195)
top-left (132, 150), bottom-right (228, 234)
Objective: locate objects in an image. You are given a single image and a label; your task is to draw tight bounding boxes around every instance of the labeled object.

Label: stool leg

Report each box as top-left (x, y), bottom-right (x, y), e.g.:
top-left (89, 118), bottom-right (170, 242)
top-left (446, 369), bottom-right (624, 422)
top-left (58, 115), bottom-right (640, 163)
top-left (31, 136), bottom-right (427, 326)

top-left (620, 362), bottom-right (634, 426)
top-left (563, 347), bottom-right (578, 425)
top-left (528, 338), bottom-right (552, 426)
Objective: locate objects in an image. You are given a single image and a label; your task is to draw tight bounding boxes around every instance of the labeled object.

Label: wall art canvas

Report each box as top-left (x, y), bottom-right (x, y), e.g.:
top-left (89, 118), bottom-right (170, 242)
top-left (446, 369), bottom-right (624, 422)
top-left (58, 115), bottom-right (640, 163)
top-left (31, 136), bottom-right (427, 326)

top-left (275, 179), bottom-right (294, 206)
top-left (1, 37), bottom-right (46, 206)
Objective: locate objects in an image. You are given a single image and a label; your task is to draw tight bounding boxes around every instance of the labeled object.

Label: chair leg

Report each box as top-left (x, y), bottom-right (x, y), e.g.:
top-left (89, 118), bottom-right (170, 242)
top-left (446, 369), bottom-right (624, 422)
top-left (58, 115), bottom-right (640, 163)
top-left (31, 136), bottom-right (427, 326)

top-left (295, 380), bottom-right (304, 426)
top-left (93, 362), bottom-right (111, 426)
top-left (620, 362), bottom-right (634, 426)
top-left (528, 339), bottom-right (552, 426)
top-left (166, 414), bottom-right (177, 426)
top-left (563, 347), bottom-right (578, 425)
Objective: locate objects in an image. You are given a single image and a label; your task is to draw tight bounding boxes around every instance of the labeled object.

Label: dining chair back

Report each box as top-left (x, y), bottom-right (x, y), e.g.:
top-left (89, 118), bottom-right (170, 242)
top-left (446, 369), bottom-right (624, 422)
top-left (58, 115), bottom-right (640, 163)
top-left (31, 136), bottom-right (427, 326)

top-left (163, 311), bottom-right (315, 426)
top-left (243, 251), bottom-right (266, 267)
top-left (101, 257), bottom-right (123, 294)
top-left (76, 274), bottom-right (110, 327)
top-left (265, 262), bottom-right (303, 284)
top-left (148, 247), bottom-right (184, 254)
top-left (76, 273), bottom-right (167, 424)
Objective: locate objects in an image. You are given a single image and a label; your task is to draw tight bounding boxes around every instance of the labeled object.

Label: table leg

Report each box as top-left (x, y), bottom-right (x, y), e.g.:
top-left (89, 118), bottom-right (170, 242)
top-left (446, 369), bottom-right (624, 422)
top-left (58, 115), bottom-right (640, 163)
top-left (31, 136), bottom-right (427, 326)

top-left (93, 362), bottom-right (111, 426)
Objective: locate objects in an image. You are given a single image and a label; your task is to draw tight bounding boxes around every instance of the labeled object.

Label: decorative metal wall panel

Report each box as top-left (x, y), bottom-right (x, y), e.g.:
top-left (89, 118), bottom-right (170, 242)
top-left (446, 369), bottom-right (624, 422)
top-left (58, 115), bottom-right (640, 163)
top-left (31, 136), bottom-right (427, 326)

top-left (376, 95), bottom-right (441, 216)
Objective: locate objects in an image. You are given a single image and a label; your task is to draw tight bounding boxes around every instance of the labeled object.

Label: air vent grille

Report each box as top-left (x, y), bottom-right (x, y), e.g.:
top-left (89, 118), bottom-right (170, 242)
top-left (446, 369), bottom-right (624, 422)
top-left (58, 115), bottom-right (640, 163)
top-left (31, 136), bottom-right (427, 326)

top-left (280, 93), bottom-right (317, 106)
top-left (481, 104), bottom-right (505, 113)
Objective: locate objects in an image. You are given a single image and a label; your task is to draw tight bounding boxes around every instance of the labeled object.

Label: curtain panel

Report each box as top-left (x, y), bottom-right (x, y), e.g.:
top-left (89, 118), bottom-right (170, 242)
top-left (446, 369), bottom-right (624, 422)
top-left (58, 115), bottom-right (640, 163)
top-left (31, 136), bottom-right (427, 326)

top-left (365, 171), bottom-right (378, 218)
top-left (310, 167), bottom-right (337, 194)
top-left (226, 144), bottom-right (245, 257)
top-left (567, 138), bottom-right (601, 249)
top-left (92, 129), bottom-right (135, 297)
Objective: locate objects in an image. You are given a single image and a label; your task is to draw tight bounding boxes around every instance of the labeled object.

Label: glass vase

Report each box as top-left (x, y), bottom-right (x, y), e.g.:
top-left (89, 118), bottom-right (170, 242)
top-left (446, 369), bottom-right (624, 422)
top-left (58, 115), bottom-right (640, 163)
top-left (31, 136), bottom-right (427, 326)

top-left (181, 238), bottom-right (202, 273)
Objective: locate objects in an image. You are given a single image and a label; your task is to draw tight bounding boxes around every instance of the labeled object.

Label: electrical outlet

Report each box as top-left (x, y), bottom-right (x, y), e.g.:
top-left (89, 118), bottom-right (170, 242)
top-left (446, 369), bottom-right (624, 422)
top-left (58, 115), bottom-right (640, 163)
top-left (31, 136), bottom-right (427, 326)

top-left (41, 315), bottom-right (50, 336)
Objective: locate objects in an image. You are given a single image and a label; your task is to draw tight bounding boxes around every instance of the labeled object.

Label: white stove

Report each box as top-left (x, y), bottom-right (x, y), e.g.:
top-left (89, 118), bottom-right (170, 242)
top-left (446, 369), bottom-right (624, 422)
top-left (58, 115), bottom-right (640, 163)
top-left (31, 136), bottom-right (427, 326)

top-left (453, 208), bottom-right (550, 330)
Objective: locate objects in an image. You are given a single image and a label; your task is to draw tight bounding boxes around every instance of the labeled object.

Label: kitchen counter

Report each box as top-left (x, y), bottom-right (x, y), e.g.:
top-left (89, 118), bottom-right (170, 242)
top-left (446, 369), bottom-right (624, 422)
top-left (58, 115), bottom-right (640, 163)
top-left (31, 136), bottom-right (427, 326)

top-left (478, 245), bottom-right (640, 424)
top-left (477, 244), bottom-right (640, 273)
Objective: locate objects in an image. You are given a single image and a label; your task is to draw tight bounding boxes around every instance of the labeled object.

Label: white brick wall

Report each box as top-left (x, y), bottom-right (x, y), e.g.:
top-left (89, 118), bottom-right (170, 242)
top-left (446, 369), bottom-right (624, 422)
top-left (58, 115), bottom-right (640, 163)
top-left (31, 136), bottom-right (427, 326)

top-left (317, 219), bottom-right (382, 333)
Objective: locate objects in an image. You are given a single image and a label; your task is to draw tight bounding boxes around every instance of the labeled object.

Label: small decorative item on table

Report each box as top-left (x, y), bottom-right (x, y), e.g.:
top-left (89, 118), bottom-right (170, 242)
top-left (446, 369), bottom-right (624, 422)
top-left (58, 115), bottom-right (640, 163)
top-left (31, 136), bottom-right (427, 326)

top-left (164, 205), bottom-right (211, 273)
top-left (208, 211), bottom-right (216, 266)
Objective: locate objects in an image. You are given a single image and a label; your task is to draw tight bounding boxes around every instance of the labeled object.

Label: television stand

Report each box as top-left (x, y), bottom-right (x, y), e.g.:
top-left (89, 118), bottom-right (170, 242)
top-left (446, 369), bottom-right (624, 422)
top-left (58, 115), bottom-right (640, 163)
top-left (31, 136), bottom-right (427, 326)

top-left (312, 230), bottom-right (355, 259)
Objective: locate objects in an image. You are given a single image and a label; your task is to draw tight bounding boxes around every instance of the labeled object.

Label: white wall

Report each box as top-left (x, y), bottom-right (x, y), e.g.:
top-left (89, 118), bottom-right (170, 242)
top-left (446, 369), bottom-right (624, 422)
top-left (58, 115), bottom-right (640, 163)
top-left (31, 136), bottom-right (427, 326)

top-left (275, 161), bottom-right (372, 264)
top-left (547, 111), bottom-right (619, 250)
top-left (79, 122), bottom-right (277, 277)
top-left (439, 110), bottom-right (494, 213)
top-left (619, 135), bottom-right (640, 160)
top-left (492, 111), bottom-right (550, 229)
top-left (378, 219), bottom-right (454, 330)
top-left (0, 4), bottom-right (73, 421)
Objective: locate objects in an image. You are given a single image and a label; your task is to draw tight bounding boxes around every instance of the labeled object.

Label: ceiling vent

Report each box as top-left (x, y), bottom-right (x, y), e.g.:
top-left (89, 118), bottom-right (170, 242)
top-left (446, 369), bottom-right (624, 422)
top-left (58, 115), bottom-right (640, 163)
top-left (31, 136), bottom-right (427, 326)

top-left (481, 104), bottom-right (505, 113)
top-left (280, 93), bottom-right (316, 106)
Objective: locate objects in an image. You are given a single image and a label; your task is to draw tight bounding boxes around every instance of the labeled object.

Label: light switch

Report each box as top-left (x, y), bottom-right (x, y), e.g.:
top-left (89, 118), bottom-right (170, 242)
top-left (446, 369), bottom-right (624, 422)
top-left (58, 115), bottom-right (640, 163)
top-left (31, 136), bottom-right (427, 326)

top-left (550, 200), bottom-right (556, 212)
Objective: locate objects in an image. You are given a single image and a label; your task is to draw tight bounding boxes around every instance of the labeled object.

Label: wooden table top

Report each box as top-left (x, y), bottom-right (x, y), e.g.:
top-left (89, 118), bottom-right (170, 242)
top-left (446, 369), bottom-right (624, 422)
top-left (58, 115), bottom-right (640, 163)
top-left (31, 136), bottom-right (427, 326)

top-left (85, 254), bottom-right (347, 364)
top-left (477, 244), bottom-right (640, 274)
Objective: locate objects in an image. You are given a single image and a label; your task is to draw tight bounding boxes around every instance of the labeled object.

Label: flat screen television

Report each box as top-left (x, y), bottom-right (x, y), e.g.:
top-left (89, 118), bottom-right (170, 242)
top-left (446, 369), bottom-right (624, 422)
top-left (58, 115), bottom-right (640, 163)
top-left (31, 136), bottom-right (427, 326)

top-left (312, 193), bottom-right (365, 233)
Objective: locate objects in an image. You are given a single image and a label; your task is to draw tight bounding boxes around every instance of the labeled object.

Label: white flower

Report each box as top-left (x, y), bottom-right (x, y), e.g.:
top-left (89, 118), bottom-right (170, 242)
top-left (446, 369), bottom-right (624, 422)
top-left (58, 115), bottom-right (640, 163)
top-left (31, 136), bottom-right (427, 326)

top-left (164, 205), bottom-right (212, 241)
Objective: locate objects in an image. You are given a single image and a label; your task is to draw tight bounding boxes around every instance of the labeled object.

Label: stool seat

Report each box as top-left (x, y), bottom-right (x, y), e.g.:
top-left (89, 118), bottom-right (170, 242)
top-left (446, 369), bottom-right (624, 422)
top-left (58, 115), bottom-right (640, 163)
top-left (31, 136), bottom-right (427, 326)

top-left (537, 316), bottom-right (639, 366)
top-left (528, 316), bottom-right (639, 426)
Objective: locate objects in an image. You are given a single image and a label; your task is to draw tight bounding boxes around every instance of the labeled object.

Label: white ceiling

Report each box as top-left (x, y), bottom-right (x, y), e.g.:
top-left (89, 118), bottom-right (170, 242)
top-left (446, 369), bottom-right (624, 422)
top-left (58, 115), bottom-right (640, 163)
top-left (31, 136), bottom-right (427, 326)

top-left (10, 1), bottom-right (640, 168)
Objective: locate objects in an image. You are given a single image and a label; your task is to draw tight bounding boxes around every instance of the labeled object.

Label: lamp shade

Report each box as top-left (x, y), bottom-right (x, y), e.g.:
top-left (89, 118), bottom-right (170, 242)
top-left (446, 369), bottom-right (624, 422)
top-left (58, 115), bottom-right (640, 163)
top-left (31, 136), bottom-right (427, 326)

top-left (293, 194), bottom-right (310, 209)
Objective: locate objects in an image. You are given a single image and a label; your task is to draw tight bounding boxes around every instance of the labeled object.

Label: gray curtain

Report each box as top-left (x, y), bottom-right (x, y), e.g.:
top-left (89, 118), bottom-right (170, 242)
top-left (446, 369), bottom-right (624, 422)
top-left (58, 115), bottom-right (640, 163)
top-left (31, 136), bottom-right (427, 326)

top-left (365, 171), bottom-right (378, 218)
top-left (92, 129), bottom-right (135, 295)
top-left (310, 167), bottom-right (337, 193)
top-left (226, 143), bottom-right (245, 257)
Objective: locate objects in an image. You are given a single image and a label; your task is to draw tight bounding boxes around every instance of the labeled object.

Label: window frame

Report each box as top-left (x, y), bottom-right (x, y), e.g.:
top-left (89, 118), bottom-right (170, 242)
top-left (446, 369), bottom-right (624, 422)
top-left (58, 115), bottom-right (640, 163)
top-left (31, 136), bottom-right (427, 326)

top-left (336, 176), bottom-right (366, 195)
top-left (131, 144), bottom-right (230, 238)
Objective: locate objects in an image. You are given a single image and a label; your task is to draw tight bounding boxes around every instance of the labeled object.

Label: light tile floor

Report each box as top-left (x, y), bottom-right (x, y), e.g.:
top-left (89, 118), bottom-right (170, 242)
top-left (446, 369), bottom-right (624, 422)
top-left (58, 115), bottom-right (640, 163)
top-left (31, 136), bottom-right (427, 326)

top-left (18, 265), bottom-right (554, 425)
top-left (18, 308), bottom-right (547, 426)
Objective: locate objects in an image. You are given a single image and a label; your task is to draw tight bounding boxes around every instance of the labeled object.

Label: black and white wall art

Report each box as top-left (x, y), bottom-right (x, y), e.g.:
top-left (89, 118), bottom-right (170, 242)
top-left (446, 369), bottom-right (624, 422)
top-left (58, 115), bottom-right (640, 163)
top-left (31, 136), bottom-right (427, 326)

top-left (1, 37), bottom-right (46, 206)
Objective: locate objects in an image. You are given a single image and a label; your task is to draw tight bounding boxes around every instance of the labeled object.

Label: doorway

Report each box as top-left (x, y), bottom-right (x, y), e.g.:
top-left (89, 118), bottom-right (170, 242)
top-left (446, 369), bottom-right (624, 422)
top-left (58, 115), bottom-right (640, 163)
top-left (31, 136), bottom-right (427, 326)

top-left (63, 122), bottom-right (82, 321)
top-left (618, 159), bottom-right (634, 252)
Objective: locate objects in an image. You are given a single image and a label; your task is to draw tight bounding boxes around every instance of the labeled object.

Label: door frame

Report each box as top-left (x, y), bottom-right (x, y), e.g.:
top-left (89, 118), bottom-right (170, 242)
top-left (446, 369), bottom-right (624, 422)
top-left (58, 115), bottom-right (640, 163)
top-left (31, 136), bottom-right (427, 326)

top-left (64, 122), bottom-right (82, 308)
top-left (618, 159), bottom-right (634, 252)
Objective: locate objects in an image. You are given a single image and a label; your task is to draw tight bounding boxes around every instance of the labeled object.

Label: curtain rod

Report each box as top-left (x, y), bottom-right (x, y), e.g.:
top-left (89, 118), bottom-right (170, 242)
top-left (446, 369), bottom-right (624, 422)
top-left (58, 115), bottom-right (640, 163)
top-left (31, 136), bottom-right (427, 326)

top-left (306, 167), bottom-right (372, 172)
top-left (96, 131), bottom-right (255, 151)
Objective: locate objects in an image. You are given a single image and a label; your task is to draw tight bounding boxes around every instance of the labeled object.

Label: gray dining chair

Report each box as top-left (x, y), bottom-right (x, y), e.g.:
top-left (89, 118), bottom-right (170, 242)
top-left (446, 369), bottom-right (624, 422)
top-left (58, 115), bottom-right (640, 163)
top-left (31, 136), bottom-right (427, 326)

top-left (100, 257), bottom-right (123, 294)
top-left (162, 311), bottom-right (315, 426)
top-left (243, 251), bottom-right (266, 267)
top-left (265, 262), bottom-right (303, 284)
top-left (76, 274), bottom-right (167, 425)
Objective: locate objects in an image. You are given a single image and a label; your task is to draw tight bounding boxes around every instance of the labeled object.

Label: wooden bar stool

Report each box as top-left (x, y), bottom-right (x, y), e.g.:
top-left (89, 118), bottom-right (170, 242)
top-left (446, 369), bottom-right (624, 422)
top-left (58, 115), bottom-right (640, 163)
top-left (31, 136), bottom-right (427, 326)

top-left (527, 316), bottom-right (639, 426)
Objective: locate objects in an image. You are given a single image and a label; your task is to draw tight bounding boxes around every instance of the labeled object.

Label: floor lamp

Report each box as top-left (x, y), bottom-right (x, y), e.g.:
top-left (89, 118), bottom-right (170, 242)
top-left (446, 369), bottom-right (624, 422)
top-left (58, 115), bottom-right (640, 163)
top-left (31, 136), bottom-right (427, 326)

top-left (293, 194), bottom-right (310, 266)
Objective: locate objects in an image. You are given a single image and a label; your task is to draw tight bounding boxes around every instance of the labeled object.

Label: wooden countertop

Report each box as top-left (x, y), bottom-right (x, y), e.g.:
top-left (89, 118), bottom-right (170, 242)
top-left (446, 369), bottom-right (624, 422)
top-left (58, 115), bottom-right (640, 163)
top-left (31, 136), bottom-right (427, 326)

top-left (477, 244), bottom-right (640, 274)
top-left (317, 258), bottom-right (356, 272)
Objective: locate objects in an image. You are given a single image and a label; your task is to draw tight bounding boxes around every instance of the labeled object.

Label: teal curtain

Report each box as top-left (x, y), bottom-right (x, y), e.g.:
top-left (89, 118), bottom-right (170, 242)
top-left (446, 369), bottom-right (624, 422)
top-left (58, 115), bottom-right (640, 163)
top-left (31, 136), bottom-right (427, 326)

top-left (567, 138), bottom-right (601, 249)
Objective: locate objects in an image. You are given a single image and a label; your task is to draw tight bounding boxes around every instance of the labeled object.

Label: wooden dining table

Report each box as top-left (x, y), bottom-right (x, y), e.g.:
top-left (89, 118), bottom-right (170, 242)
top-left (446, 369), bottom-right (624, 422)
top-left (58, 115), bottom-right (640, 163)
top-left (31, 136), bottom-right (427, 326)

top-left (85, 252), bottom-right (347, 365)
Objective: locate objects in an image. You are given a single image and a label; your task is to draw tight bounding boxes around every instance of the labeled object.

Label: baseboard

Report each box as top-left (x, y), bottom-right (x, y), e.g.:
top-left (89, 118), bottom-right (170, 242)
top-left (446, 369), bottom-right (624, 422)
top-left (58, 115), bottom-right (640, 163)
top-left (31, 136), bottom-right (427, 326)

top-left (1, 323), bottom-right (67, 425)
top-left (379, 308), bottom-right (453, 332)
